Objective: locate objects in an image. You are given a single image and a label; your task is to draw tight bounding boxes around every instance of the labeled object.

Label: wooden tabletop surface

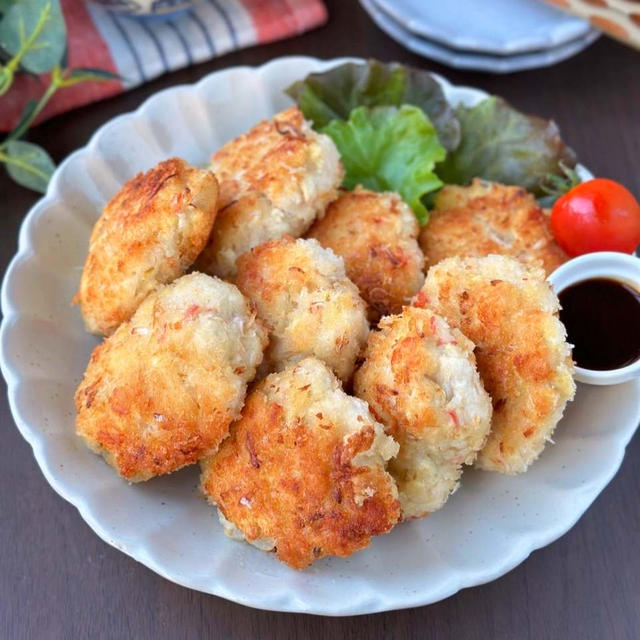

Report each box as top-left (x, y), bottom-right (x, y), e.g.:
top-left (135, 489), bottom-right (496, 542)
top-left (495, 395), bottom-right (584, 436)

top-left (1, 1), bottom-right (639, 638)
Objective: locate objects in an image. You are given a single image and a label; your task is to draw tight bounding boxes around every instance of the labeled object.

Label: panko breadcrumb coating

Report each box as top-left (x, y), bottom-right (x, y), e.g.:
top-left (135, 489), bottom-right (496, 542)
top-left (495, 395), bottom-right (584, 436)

top-left (307, 187), bottom-right (425, 322)
top-left (419, 179), bottom-right (568, 275)
top-left (195, 106), bottom-right (343, 278)
top-left (75, 273), bottom-right (267, 482)
top-left (201, 357), bottom-right (401, 569)
top-left (76, 158), bottom-right (219, 336)
top-left (235, 236), bottom-right (369, 383)
top-left (354, 306), bottom-right (492, 518)
top-left (416, 255), bottom-right (575, 474)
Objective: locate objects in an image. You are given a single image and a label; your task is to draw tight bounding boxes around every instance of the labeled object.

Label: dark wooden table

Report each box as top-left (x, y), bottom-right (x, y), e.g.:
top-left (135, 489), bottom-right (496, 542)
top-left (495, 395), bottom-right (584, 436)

top-left (1, 1), bottom-right (639, 638)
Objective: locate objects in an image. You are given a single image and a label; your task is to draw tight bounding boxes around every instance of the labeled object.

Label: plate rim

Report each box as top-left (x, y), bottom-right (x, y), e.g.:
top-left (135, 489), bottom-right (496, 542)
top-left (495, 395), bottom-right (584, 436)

top-left (2, 55), bottom-right (639, 616)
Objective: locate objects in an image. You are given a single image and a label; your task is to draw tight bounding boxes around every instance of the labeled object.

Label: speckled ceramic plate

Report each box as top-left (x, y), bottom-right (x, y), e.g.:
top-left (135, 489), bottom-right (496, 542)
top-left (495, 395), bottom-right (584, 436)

top-left (2, 56), bottom-right (639, 616)
top-left (362, 0), bottom-right (599, 73)
top-left (372, 0), bottom-right (594, 55)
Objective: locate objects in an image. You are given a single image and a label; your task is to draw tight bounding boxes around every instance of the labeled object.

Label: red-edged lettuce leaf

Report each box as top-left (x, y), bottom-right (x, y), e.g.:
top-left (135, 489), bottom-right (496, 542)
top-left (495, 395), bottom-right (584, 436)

top-left (437, 96), bottom-right (577, 196)
top-left (286, 59), bottom-right (460, 151)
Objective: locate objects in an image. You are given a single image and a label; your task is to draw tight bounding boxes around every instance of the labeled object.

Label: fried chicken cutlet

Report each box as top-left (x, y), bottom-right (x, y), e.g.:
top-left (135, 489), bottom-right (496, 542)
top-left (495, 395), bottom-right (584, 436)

top-left (308, 187), bottom-right (425, 322)
top-left (416, 255), bottom-right (575, 474)
top-left (195, 106), bottom-right (343, 278)
top-left (75, 273), bottom-right (267, 481)
top-left (200, 357), bottom-right (401, 569)
top-left (76, 158), bottom-right (219, 335)
top-left (355, 306), bottom-right (492, 518)
top-left (419, 179), bottom-right (568, 275)
top-left (235, 236), bottom-right (369, 383)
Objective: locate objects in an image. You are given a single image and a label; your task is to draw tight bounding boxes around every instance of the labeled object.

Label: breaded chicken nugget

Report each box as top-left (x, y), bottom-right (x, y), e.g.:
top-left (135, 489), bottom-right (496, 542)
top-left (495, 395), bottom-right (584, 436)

top-left (416, 255), bottom-right (575, 474)
top-left (75, 273), bottom-right (267, 481)
top-left (76, 158), bottom-right (219, 336)
top-left (195, 106), bottom-right (343, 278)
top-left (419, 179), bottom-right (568, 275)
top-left (354, 307), bottom-right (492, 519)
top-left (201, 357), bottom-right (401, 569)
top-left (235, 236), bottom-right (369, 383)
top-left (307, 187), bottom-right (425, 322)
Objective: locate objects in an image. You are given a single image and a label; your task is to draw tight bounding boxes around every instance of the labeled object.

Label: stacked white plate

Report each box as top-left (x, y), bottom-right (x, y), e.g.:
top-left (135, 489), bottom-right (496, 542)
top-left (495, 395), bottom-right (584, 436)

top-left (360, 0), bottom-right (600, 73)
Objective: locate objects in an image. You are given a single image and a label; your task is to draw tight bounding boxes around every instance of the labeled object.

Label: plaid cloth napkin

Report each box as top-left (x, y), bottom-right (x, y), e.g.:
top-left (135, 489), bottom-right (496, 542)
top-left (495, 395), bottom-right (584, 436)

top-left (0, 0), bottom-right (327, 131)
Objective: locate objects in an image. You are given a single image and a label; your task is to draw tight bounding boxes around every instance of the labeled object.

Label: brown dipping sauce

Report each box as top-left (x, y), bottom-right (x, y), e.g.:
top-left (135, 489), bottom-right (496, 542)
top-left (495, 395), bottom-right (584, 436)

top-left (559, 278), bottom-right (640, 371)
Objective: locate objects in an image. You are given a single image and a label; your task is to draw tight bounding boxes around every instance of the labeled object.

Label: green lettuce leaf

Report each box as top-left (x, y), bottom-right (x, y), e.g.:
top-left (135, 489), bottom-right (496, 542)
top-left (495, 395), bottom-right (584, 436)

top-left (287, 59), bottom-right (460, 151)
top-left (322, 105), bottom-right (446, 224)
top-left (437, 96), bottom-right (577, 196)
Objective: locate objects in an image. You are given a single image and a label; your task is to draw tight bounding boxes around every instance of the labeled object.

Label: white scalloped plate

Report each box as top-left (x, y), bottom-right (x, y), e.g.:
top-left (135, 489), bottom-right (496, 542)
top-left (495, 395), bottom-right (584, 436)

top-left (2, 57), bottom-right (639, 616)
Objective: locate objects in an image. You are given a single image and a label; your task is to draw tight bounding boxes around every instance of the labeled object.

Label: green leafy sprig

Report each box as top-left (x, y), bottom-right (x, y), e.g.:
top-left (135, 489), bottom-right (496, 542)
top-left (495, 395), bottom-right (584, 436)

top-left (0, 0), bottom-right (119, 192)
top-left (538, 161), bottom-right (581, 207)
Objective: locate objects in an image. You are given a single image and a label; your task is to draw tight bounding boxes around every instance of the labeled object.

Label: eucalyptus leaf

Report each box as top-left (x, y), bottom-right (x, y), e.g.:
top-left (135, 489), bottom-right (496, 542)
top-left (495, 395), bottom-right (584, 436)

top-left (0, 0), bottom-right (66, 73)
top-left (286, 60), bottom-right (461, 151)
top-left (0, 65), bottom-right (10, 93)
top-left (0, 0), bottom-right (15, 16)
top-left (67, 66), bottom-right (121, 84)
top-left (436, 97), bottom-right (577, 196)
top-left (4, 140), bottom-right (55, 193)
top-left (322, 105), bottom-right (446, 224)
top-left (8, 98), bottom-right (37, 139)
top-left (0, 42), bottom-right (42, 75)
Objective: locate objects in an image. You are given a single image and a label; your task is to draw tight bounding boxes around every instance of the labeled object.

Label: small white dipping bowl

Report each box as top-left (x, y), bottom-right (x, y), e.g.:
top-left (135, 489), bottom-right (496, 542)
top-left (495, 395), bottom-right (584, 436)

top-left (548, 251), bottom-right (640, 386)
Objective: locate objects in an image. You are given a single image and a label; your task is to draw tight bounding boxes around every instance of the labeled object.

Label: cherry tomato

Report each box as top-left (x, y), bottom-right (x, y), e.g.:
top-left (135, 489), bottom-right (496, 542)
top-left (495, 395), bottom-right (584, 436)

top-left (550, 179), bottom-right (640, 256)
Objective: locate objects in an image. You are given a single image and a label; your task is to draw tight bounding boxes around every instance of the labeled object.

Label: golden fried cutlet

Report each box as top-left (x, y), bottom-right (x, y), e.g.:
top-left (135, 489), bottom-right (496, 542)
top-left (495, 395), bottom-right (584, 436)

top-left (354, 306), bottom-right (492, 518)
top-left (419, 179), bottom-right (568, 275)
top-left (307, 187), bottom-right (425, 322)
top-left (195, 106), bottom-right (343, 278)
top-left (201, 357), bottom-right (401, 569)
top-left (75, 273), bottom-right (267, 481)
top-left (76, 158), bottom-right (219, 336)
top-left (235, 236), bottom-right (369, 383)
top-left (416, 255), bottom-right (575, 474)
